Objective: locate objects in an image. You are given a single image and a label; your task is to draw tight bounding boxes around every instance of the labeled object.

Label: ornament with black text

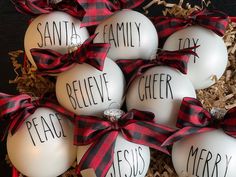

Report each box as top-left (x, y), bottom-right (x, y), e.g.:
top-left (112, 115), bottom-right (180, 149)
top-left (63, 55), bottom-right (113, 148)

top-left (56, 58), bottom-right (126, 116)
top-left (94, 9), bottom-right (158, 60)
top-left (7, 107), bottom-right (76, 177)
top-left (24, 11), bottom-right (89, 67)
top-left (77, 135), bottom-right (150, 177)
top-left (126, 66), bottom-right (196, 128)
top-left (77, 109), bottom-right (150, 177)
top-left (163, 26), bottom-right (228, 89)
top-left (172, 130), bottom-right (236, 177)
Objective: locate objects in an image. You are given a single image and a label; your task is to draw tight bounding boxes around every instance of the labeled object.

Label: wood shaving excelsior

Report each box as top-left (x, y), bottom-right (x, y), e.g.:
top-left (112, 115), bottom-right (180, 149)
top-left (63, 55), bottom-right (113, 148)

top-left (8, 50), bottom-right (55, 97)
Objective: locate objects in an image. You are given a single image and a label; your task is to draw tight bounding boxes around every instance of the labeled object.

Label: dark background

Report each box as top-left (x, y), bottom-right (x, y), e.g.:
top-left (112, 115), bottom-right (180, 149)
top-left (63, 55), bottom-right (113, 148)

top-left (0, 0), bottom-right (235, 176)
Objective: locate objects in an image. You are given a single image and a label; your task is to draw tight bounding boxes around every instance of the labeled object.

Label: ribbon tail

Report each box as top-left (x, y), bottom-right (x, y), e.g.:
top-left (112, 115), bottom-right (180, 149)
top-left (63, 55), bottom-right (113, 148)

top-left (11, 0), bottom-right (51, 15)
top-left (174, 46), bottom-right (199, 74)
top-left (195, 9), bottom-right (229, 37)
top-left (122, 121), bottom-right (175, 155)
top-left (0, 93), bottom-right (31, 116)
top-left (11, 0), bottom-right (32, 15)
top-left (31, 48), bottom-right (73, 75)
top-left (73, 34), bottom-right (110, 71)
top-left (175, 97), bottom-right (213, 128)
top-left (58, 3), bottom-right (85, 20)
top-left (162, 126), bottom-right (215, 146)
top-left (12, 166), bottom-right (19, 177)
top-left (230, 17), bottom-right (236, 22)
top-left (222, 107), bottom-right (236, 138)
top-left (78, 0), bottom-right (114, 27)
top-left (116, 59), bottom-right (150, 85)
top-left (77, 131), bottom-right (119, 177)
top-left (129, 109), bottom-right (155, 121)
top-left (158, 46), bottom-right (199, 74)
top-left (40, 101), bottom-right (75, 122)
top-left (25, 0), bottom-right (51, 14)
top-left (151, 16), bottom-right (188, 39)
top-left (11, 0), bottom-right (84, 17)
top-left (84, 41), bottom-right (111, 71)
top-left (119, 0), bottom-right (144, 9)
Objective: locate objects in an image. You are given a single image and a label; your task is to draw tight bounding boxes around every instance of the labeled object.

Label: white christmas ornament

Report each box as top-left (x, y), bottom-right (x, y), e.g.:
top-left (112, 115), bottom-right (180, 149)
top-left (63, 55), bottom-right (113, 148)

top-left (126, 66), bottom-right (196, 128)
top-left (24, 11), bottom-right (89, 67)
top-left (163, 26), bottom-right (228, 90)
top-left (56, 58), bottom-right (126, 116)
top-left (94, 9), bottom-right (158, 60)
top-left (172, 129), bottom-right (236, 177)
top-left (78, 135), bottom-right (150, 177)
top-left (7, 107), bottom-right (77, 177)
top-left (77, 109), bottom-right (150, 177)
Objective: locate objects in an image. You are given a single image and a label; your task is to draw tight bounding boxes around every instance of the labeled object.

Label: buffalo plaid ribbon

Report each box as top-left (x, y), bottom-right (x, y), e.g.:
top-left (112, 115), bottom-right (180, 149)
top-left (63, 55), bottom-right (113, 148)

top-left (152, 9), bottom-right (229, 39)
top-left (162, 97), bottom-right (236, 146)
top-left (11, 0), bottom-right (85, 19)
top-left (116, 47), bottom-right (198, 86)
top-left (74, 109), bottom-right (175, 177)
top-left (0, 92), bottom-right (75, 140)
top-left (12, 167), bottom-right (19, 177)
top-left (31, 34), bottom-right (110, 75)
top-left (77, 0), bottom-right (145, 27)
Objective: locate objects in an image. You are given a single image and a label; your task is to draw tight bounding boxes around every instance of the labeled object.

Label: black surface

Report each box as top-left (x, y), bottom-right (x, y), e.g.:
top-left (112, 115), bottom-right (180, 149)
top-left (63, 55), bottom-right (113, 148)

top-left (0, 0), bottom-right (235, 176)
top-left (0, 1), bottom-right (30, 95)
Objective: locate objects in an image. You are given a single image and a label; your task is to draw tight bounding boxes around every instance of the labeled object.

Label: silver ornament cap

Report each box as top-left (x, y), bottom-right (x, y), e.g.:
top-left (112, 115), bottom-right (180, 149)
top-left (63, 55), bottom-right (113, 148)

top-left (104, 109), bottom-right (125, 122)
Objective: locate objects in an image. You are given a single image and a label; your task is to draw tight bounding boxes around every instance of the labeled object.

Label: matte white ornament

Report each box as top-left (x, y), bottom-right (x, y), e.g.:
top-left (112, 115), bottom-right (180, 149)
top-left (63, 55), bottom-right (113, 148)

top-left (56, 58), bottom-right (126, 116)
top-left (126, 66), bottom-right (196, 128)
top-left (24, 11), bottom-right (89, 67)
top-left (77, 109), bottom-right (150, 177)
top-left (163, 26), bottom-right (228, 90)
top-left (7, 107), bottom-right (76, 177)
top-left (78, 135), bottom-right (150, 177)
top-left (94, 9), bottom-right (158, 61)
top-left (172, 129), bottom-right (236, 177)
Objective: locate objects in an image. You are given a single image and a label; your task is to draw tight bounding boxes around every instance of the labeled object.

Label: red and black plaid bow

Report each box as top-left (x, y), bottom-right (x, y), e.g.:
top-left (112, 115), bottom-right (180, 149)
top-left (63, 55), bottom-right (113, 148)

top-left (0, 92), bottom-right (74, 140)
top-left (11, 0), bottom-right (85, 18)
top-left (74, 109), bottom-right (175, 177)
top-left (31, 34), bottom-right (110, 75)
top-left (162, 97), bottom-right (236, 146)
top-left (77, 0), bottom-right (144, 27)
top-left (116, 47), bottom-right (198, 86)
top-left (152, 9), bottom-right (229, 39)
